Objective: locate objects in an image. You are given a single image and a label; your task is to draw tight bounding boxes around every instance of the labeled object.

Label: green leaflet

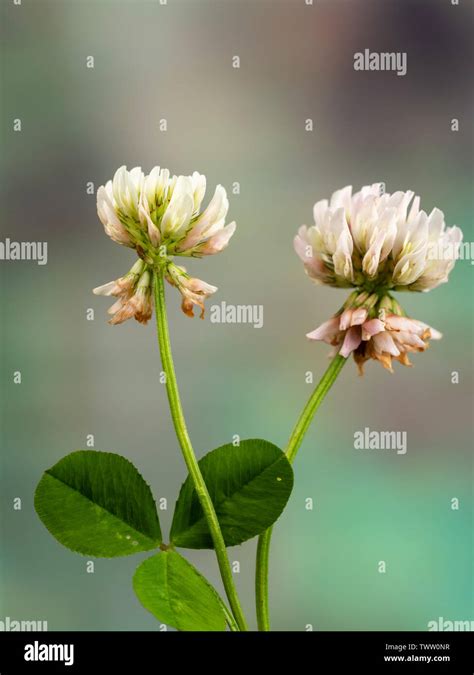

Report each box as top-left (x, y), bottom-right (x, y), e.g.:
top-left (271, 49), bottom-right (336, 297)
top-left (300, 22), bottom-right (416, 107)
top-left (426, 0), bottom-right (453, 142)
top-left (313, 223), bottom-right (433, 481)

top-left (34, 450), bottom-right (162, 557)
top-left (171, 439), bottom-right (294, 548)
top-left (133, 550), bottom-right (227, 631)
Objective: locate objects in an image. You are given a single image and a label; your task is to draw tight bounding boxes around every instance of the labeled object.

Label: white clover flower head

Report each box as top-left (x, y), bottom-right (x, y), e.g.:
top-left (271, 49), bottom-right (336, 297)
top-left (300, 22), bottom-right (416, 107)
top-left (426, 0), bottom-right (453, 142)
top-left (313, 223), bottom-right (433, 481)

top-left (298, 184), bottom-right (462, 372)
top-left (94, 165), bottom-right (236, 324)
top-left (97, 165), bottom-right (236, 261)
top-left (294, 183), bottom-right (462, 293)
top-left (307, 291), bottom-right (442, 374)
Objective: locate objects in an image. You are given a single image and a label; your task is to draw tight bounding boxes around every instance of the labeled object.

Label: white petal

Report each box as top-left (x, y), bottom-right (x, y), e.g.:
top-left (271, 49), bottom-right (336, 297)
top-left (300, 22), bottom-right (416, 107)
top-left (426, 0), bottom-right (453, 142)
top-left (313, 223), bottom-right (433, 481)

top-left (93, 280), bottom-right (118, 296)
top-left (362, 230), bottom-right (386, 278)
top-left (333, 227), bottom-right (353, 281)
top-left (139, 199), bottom-right (161, 247)
top-left (97, 186), bottom-right (121, 228)
top-left (144, 166), bottom-right (161, 206)
top-left (191, 171), bottom-right (207, 214)
top-left (160, 176), bottom-right (194, 237)
top-left (313, 199), bottom-right (329, 227)
top-left (329, 185), bottom-right (352, 212)
top-left (177, 184), bottom-right (229, 250)
top-left (426, 207), bottom-right (445, 241)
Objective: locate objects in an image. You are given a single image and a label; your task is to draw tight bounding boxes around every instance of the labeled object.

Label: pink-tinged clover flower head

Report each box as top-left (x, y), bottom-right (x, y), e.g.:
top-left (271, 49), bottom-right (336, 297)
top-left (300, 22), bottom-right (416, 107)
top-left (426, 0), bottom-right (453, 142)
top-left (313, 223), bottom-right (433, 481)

top-left (94, 165), bottom-right (236, 324)
top-left (307, 292), bottom-right (441, 374)
top-left (297, 184), bottom-right (462, 372)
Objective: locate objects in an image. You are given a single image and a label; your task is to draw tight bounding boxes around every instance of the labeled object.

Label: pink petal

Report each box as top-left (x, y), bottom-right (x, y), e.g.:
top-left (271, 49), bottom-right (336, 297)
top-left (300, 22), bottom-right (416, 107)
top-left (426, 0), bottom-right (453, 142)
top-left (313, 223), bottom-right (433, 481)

top-left (339, 309), bottom-right (353, 331)
top-left (373, 332), bottom-right (400, 356)
top-left (385, 314), bottom-right (422, 334)
top-left (394, 331), bottom-right (426, 349)
top-left (413, 320), bottom-right (442, 340)
top-left (197, 221), bottom-right (236, 255)
top-left (306, 317), bottom-right (340, 343)
top-left (294, 230), bottom-right (311, 263)
top-left (351, 307), bottom-right (368, 326)
top-left (339, 326), bottom-right (362, 357)
top-left (361, 318), bottom-right (385, 339)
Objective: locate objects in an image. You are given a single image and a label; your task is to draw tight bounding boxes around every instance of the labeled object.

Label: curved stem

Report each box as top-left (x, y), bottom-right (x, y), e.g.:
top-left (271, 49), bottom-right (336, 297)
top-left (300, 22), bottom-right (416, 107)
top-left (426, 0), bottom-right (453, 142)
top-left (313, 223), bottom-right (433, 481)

top-left (153, 268), bottom-right (248, 632)
top-left (285, 354), bottom-right (347, 463)
top-left (255, 354), bottom-right (346, 631)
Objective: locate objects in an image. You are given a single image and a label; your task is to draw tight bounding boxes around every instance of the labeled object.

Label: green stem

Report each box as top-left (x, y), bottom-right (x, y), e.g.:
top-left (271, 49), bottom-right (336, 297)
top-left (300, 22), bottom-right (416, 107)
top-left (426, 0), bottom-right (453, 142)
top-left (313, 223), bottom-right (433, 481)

top-left (255, 524), bottom-right (273, 631)
top-left (153, 268), bottom-right (248, 632)
top-left (255, 354), bottom-right (346, 631)
top-left (219, 599), bottom-right (240, 632)
top-left (285, 354), bottom-right (347, 463)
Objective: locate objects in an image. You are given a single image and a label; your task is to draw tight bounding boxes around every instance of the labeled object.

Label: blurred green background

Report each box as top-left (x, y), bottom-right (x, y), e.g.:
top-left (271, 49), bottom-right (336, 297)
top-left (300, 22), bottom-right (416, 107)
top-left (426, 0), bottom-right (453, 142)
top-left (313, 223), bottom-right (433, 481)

top-left (1, 0), bottom-right (472, 631)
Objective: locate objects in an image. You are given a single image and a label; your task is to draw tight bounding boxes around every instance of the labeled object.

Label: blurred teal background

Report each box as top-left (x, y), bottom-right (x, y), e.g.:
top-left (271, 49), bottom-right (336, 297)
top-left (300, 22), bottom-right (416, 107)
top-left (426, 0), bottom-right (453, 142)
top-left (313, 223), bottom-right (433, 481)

top-left (1, 0), bottom-right (472, 631)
